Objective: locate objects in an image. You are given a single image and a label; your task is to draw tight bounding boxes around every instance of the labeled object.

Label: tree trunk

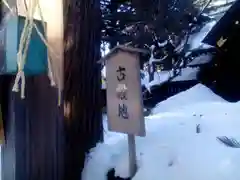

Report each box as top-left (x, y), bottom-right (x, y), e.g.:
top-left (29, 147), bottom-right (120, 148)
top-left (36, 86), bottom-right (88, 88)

top-left (64, 0), bottom-right (103, 179)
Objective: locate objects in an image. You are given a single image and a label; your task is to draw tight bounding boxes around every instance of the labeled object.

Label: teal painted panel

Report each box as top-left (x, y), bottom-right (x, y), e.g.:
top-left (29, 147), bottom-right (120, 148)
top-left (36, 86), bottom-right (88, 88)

top-left (3, 16), bottom-right (47, 75)
top-left (5, 16), bottom-right (18, 73)
top-left (18, 16), bottom-right (48, 75)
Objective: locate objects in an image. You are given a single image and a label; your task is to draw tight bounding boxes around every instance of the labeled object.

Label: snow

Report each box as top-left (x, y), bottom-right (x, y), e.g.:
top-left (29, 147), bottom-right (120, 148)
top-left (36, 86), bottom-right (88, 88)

top-left (102, 66), bottom-right (106, 89)
top-left (143, 71), bottom-right (172, 91)
top-left (151, 84), bottom-right (225, 114)
top-left (187, 54), bottom-right (213, 66)
top-left (138, 19), bottom-right (217, 90)
top-left (188, 21), bottom-right (216, 50)
top-left (174, 20), bottom-right (216, 53)
top-left (210, 0), bottom-right (236, 7)
top-left (82, 84), bottom-right (240, 180)
top-left (140, 70), bottom-right (150, 87)
top-left (171, 67), bottom-right (199, 82)
top-left (141, 67), bottom-right (199, 91)
top-left (139, 19), bottom-right (218, 90)
top-left (101, 18), bottom-right (219, 90)
top-left (208, 0), bottom-right (236, 19)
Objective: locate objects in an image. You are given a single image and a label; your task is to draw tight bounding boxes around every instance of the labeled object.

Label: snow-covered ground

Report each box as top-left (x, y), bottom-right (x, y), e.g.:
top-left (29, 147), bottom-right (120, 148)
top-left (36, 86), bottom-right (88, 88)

top-left (82, 84), bottom-right (240, 180)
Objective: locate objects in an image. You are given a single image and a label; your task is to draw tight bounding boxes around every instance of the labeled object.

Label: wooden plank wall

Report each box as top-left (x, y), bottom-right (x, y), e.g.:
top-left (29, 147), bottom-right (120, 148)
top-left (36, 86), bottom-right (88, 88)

top-left (1, 75), bottom-right (64, 180)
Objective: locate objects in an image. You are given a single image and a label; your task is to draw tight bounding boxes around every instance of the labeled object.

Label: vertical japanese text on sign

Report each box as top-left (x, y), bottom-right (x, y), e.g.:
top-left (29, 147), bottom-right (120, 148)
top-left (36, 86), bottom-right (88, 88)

top-left (116, 66), bottom-right (126, 81)
top-left (116, 66), bottom-right (129, 119)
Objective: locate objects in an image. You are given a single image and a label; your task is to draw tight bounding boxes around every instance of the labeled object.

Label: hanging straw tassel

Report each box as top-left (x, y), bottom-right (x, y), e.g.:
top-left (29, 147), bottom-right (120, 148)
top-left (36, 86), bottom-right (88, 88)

top-left (3, 0), bottom-right (61, 105)
top-left (36, 1), bottom-right (62, 106)
top-left (36, 2), bottom-right (57, 88)
top-left (12, 0), bottom-right (37, 99)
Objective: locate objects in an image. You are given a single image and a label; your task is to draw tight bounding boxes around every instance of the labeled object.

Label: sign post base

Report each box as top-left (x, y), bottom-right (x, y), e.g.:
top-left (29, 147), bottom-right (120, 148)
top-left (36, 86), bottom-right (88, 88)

top-left (128, 134), bottom-right (137, 178)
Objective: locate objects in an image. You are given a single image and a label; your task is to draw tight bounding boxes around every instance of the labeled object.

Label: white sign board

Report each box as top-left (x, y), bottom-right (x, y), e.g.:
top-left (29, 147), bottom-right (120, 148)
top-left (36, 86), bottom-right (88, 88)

top-left (105, 47), bottom-right (146, 137)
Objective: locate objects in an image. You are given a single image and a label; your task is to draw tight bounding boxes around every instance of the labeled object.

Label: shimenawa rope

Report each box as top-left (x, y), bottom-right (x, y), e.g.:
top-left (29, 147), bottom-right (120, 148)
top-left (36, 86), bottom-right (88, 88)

top-left (2, 0), bottom-right (61, 105)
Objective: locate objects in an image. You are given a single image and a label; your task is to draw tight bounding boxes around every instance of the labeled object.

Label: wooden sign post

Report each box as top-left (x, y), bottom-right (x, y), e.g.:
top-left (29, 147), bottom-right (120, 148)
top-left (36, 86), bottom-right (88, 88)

top-left (100, 45), bottom-right (146, 177)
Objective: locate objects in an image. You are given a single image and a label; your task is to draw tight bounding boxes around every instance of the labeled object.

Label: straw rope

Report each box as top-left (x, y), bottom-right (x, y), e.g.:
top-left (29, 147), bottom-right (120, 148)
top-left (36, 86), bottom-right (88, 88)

top-left (2, 0), bottom-right (62, 105)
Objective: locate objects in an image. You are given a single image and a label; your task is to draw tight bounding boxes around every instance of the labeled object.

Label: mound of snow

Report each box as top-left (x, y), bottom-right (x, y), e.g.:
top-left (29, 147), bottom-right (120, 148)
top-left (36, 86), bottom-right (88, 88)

top-left (152, 83), bottom-right (225, 114)
top-left (82, 84), bottom-right (240, 180)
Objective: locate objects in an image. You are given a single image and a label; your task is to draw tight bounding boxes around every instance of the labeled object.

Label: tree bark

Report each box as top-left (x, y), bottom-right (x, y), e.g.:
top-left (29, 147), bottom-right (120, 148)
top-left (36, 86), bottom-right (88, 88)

top-left (64, 0), bottom-right (103, 179)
